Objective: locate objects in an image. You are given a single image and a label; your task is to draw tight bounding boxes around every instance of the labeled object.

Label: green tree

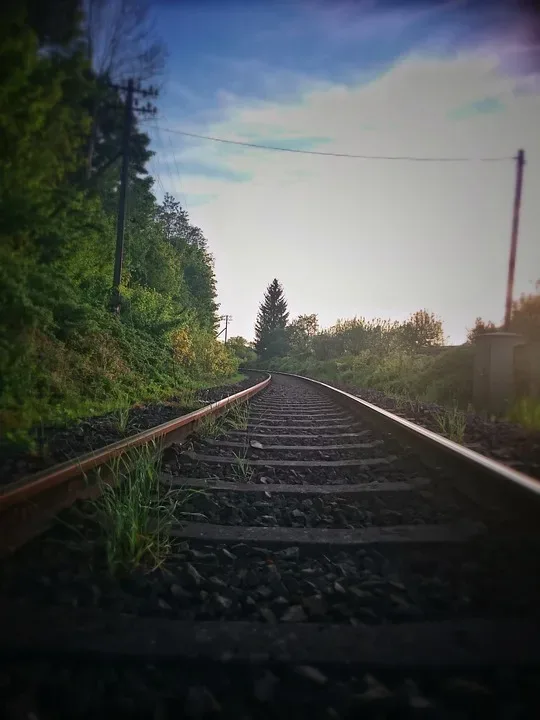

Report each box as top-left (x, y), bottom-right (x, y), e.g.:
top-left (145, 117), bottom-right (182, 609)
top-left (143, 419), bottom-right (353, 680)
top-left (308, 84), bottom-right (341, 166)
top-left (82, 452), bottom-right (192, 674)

top-left (254, 279), bottom-right (289, 359)
top-left (308, 317), bottom-right (403, 359)
top-left (25, 0), bottom-right (83, 48)
top-left (287, 314), bottom-right (319, 355)
top-left (467, 284), bottom-right (540, 344)
top-left (227, 336), bottom-right (257, 365)
top-left (509, 289), bottom-right (540, 341)
top-left (402, 310), bottom-right (445, 348)
top-left (156, 194), bottom-right (217, 328)
top-left (0, 11), bottom-right (92, 241)
top-left (466, 317), bottom-right (498, 344)
top-left (0, 2), bottom-right (232, 445)
top-left (158, 193), bottom-right (208, 251)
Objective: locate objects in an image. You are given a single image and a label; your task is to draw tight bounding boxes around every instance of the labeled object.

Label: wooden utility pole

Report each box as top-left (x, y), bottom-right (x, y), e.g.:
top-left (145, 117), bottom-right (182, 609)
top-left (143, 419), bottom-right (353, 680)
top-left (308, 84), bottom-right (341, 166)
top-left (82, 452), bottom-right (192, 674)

top-left (111, 79), bottom-right (134, 314)
top-left (218, 315), bottom-right (233, 344)
top-left (504, 149), bottom-right (525, 330)
top-left (110, 79), bottom-right (158, 314)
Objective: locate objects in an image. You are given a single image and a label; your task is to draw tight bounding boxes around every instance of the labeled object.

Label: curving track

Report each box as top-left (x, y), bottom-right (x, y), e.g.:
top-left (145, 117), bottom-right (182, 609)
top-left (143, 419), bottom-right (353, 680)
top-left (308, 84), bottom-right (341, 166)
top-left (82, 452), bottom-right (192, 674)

top-left (2, 373), bottom-right (540, 718)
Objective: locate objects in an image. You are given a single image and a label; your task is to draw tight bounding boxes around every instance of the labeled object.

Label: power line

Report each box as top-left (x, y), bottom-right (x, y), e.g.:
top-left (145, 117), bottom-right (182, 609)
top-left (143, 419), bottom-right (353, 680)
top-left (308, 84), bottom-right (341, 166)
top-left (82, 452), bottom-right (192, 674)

top-left (156, 125), bottom-right (514, 163)
top-left (160, 112), bottom-right (191, 213)
top-left (153, 123), bottom-right (176, 191)
top-left (148, 120), bottom-right (171, 197)
top-left (148, 152), bottom-right (167, 196)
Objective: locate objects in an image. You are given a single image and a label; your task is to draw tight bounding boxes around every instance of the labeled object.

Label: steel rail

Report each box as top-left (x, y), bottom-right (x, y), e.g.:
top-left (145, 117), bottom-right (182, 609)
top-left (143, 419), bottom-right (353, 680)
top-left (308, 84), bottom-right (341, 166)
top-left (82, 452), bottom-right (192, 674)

top-left (269, 371), bottom-right (540, 512)
top-left (3, 366), bottom-right (540, 555)
top-left (0, 374), bottom-right (270, 554)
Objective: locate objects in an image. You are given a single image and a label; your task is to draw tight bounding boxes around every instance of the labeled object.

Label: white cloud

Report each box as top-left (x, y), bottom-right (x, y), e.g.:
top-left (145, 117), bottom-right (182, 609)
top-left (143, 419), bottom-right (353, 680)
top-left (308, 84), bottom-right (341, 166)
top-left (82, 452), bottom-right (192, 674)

top-left (160, 49), bottom-right (540, 343)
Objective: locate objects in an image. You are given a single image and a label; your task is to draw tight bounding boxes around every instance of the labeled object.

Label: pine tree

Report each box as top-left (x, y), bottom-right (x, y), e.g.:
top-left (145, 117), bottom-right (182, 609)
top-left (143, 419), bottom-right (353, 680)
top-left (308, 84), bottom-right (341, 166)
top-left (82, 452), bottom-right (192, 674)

top-left (254, 279), bottom-right (289, 359)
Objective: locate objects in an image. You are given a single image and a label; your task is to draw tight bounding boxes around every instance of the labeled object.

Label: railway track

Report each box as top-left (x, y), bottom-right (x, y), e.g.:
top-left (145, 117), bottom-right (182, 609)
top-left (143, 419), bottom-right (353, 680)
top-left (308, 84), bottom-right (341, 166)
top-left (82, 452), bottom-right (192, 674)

top-left (2, 372), bottom-right (540, 718)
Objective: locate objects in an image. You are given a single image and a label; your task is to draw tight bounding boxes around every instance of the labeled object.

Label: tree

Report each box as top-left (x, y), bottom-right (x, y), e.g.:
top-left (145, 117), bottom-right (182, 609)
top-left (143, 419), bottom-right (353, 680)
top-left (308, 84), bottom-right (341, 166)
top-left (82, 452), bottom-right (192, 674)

top-left (155, 194), bottom-right (218, 329)
top-left (227, 336), bottom-right (257, 365)
top-left (254, 279), bottom-right (289, 359)
top-left (158, 193), bottom-right (208, 251)
top-left (0, 11), bottom-right (92, 241)
top-left (466, 317), bottom-right (498, 344)
top-left (0, 1), bottom-right (233, 445)
top-left (84, 0), bottom-right (165, 82)
top-left (467, 285), bottom-right (540, 344)
top-left (159, 193), bottom-right (187, 244)
top-left (509, 289), bottom-right (540, 341)
top-left (287, 314), bottom-right (319, 355)
top-left (25, 0), bottom-right (84, 49)
top-left (402, 310), bottom-right (445, 348)
top-left (82, 0), bottom-right (166, 178)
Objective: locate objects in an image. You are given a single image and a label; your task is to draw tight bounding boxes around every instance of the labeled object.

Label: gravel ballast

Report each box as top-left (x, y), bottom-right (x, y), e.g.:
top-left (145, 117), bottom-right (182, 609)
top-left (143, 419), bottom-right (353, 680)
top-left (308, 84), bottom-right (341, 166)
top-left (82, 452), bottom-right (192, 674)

top-left (175, 489), bottom-right (461, 528)
top-left (168, 460), bottom-right (428, 486)
top-left (3, 536), bottom-right (538, 625)
top-left (2, 373), bottom-right (540, 717)
top-left (3, 657), bottom-right (539, 719)
top-left (294, 374), bottom-right (540, 479)
top-left (0, 373), bottom-right (267, 486)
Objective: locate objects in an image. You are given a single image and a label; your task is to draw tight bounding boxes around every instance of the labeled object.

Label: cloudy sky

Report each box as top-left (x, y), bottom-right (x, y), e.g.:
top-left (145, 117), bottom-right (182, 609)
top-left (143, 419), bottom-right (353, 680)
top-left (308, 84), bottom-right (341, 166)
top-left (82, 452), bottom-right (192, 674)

top-left (147, 0), bottom-right (539, 343)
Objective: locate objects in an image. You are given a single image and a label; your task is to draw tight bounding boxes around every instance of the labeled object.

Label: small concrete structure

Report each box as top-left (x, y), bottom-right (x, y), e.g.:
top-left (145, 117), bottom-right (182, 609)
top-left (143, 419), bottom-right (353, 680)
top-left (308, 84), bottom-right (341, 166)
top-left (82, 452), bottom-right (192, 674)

top-left (514, 341), bottom-right (540, 398)
top-left (473, 332), bottom-right (524, 415)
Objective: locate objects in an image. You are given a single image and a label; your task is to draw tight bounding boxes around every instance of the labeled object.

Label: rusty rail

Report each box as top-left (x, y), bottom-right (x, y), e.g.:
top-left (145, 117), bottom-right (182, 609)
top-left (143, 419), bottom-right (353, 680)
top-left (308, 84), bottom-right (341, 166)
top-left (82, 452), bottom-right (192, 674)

top-left (0, 375), bottom-right (270, 555)
top-left (270, 371), bottom-right (540, 514)
top-left (4, 366), bottom-right (540, 555)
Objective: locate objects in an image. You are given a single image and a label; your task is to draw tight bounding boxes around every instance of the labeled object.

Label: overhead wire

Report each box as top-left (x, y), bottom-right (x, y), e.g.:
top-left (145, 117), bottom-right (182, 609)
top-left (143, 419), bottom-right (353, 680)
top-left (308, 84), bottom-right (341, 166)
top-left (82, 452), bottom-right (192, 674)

top-left (159, 111), bottom-right (191, 213)
top-left (153, 123), bottom-right (176, 191)
top-left (147, 119), bottom-right (169, 197)
top-left (155, 125), bottom-right (515, 163)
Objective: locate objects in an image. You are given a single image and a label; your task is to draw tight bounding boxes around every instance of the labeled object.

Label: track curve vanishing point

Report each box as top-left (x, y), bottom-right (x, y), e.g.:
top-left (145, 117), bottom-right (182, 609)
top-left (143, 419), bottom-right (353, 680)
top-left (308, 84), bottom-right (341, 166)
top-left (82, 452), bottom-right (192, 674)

top-left (2, 372), bottom-right (540, 718)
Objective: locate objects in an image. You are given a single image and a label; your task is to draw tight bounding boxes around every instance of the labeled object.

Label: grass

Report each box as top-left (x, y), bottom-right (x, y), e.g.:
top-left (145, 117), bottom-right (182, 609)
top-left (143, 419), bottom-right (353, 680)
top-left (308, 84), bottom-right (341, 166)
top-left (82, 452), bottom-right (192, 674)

top-left (224, 402), bottom-right (250, 431)
top-left (173, 387), bottom-right (201, 412)
top-left (266, 346), bottom-right (474, 410)
top-left (196, 413), bottom-right (226, 439)
top-left (435, 403), bottom-right (467, 443)
top-left (112, 394), bottom-right (131, 433)
top-left (508, 397), bottom-right (540, 431)
top-left (195, 400), bottom-right (256, 481)
top-left (196, 401), bottom-right (251, 439)
top-left (110, 387), bottom-right (203, 436)
top-left (387, 393), bottom-right (409, 412)
top-left (230, 449), bottom-right (254, 481)
top-left (85, 441), bottom-right (185, 574)
top-left (1, 356), bottom-right (243, 455)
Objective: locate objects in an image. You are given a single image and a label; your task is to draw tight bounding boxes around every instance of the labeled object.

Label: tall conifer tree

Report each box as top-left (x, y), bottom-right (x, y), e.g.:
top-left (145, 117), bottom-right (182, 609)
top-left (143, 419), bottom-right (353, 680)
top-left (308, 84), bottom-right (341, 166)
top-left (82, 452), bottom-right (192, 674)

top-left (254, 279), bottom-right (289, 359)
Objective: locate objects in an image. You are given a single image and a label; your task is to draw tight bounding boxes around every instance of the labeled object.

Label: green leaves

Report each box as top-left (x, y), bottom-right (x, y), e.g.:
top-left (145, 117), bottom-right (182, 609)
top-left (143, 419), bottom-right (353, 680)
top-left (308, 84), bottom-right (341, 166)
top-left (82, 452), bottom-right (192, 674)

top-left (0, 17), bottom-right (91, 239)
top-left (0, 4), bottom-right (225, 446)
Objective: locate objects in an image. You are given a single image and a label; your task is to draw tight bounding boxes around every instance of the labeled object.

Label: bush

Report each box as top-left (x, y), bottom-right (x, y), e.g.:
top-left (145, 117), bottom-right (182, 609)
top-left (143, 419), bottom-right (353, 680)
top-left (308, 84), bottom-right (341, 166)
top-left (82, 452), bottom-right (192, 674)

top-left (0, 311), bottom-right (238, 451)
top-left (171, 326), bottom-right (238, 378)
top-left (265, 345), bottom-right (473, 409)
top-left (0, 10), bottom-right (235, 454)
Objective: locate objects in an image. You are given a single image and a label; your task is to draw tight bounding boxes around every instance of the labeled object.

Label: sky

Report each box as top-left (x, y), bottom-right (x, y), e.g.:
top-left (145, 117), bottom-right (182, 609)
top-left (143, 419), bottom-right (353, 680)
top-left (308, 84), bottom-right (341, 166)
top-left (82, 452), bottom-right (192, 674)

top-left (146, 0), bottom-right (540, 344)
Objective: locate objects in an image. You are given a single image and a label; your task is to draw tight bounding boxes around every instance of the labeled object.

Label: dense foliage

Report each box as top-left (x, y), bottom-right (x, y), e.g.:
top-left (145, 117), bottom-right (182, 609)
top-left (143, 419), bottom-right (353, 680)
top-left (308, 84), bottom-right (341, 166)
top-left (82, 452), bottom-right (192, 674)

top-left (467, 287), bottom-right (540, 343)
top-left (254, 274), bottom-right (540, 410)
top-left (0, 3), bottom-right (236, 449)
top-left (226, 337), bottom-right (258, 366)
top-left (252, 279), bottom-right (467, 405)
top-left (267, 347), bottom-right (474, 409)
top-left (253, 279), bottom-right (445, 361)
top-left (264, 310), bottom-right (471, 408)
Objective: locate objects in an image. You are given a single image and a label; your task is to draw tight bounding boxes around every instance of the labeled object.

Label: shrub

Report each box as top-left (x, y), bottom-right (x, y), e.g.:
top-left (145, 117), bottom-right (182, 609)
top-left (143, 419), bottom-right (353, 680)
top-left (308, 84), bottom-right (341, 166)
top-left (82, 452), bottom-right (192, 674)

top-left (265, 345), bottom-right (474, 409)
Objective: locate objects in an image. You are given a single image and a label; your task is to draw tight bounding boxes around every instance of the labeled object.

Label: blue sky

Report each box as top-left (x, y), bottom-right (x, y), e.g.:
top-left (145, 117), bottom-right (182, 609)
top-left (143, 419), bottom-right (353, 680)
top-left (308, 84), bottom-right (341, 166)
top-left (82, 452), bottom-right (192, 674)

top-left (154, 0), bottom-right (499, 128)
top-left (145, 0), bottom-right (540, 342)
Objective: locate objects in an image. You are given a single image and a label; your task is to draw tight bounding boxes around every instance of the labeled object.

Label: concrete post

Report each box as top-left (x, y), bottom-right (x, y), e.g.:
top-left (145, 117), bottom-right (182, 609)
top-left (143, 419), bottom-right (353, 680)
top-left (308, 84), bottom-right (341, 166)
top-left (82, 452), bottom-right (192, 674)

top-left (514, 341), bottom-right (540, 398)
top-left (473, 332), bottom-right (524, 415)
